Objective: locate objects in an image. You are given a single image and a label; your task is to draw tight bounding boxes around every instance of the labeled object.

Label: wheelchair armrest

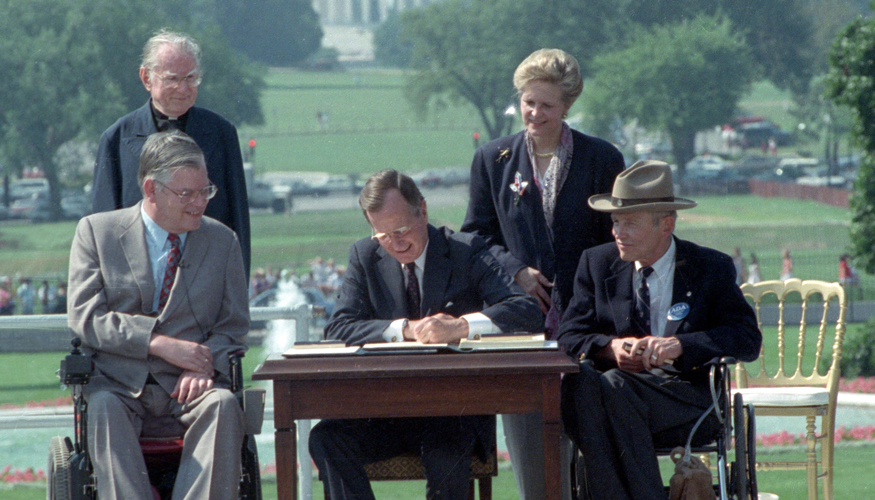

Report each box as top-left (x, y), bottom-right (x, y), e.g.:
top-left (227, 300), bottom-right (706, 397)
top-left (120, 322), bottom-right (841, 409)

top-left (229, 349), bottom-right (246, 393)
top-left (701, 356), bottom-right (737, 367)
top-left (242, 388), bottom-right (266, 435)
top-left (228, 349), bottom-right (264, 435)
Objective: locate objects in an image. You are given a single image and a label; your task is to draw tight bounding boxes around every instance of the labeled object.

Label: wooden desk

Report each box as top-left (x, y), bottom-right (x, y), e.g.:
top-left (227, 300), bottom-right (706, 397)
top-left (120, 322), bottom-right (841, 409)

top-left (253, 349), bottom-right (578, 500)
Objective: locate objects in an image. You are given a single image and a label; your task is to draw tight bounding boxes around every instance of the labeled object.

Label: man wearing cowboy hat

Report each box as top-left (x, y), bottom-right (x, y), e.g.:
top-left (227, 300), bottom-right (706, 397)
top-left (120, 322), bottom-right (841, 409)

top-left (556, 160), bottom-right (761, 500)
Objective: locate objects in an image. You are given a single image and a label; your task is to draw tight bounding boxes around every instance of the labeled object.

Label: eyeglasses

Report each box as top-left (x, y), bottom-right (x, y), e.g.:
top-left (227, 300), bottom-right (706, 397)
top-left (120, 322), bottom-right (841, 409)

top-left (152, 70), bottom-right (202, 89)
top-left (371, 225), bottom-right (413, 244)
top-left (156, 181), bottom-right (218, 204)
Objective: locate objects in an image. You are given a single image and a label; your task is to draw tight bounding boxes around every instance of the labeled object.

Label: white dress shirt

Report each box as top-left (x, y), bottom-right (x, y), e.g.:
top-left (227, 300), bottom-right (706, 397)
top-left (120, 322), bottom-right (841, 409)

top-left (634, 237), bottom-right (676, 337)
top-left (383, 241), bottom-right (498, 342)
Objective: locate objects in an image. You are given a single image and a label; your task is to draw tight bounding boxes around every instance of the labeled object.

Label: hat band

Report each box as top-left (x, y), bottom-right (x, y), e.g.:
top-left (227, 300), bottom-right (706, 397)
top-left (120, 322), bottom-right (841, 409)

top-left (611, 196), bottom-right (676, 208)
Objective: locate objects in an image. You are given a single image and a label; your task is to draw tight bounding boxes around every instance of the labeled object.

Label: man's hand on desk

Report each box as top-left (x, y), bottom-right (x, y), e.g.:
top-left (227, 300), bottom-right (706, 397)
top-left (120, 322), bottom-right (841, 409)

top-left (603, 336), bottom-right (682, 373)
top-left (149, 334), bottom-right (214, 376)
top-left (172, 370), bottom-right (214, 404)
top-left (404, 313), bottom-right (469, 344)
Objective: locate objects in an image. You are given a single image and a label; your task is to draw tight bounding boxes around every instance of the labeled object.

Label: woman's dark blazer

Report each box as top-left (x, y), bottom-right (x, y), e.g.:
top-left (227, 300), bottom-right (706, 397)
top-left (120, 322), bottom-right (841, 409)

top-left (461, 129), bottom-right (624, 314)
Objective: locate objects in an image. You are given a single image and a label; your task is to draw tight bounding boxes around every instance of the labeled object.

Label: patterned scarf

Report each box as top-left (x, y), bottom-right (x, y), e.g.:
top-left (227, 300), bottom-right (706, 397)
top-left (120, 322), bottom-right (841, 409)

top-left (526, 122), bottom-right (574, 227)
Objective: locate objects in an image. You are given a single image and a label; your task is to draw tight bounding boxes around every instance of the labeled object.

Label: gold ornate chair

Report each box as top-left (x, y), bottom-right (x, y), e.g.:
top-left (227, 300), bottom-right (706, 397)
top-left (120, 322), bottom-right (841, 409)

top-left (737, 279), bottom-right (847, 500)
top-left (366, 451), bottom-right (496, 500)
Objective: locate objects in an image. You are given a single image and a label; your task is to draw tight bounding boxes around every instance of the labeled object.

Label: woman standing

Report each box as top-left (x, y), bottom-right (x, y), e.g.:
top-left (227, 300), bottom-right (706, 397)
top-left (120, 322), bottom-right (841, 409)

top-left (780, 248), bottom-right (794, 280)
top-left (462, 48), bottom-right (624, 329)
top-left (461, 48), bottom-right (624, 500)
top-left (747, 253), bottom-right (762, 284)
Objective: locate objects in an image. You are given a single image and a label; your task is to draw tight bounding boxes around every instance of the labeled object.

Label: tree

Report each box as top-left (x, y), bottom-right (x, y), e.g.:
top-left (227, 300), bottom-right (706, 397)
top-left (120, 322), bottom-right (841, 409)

top-left (825, 16), bottom-right (875, 273)
top-left (584, 17), bottom-right (755, 175)
top-left (373, 9), bottom-right (411, 68)
top-left (622, 0), bottom-right (816, 95)
top-left (399, 0), bottom-right (542, 140)
top-left (213, 0), bottom-right (322, 67)
top-left (0, 0), bottom-right (264, 220)
top-left (0, 0), bottom-right (127, 220)
top-left (384, 0), bottom-right (815, 144)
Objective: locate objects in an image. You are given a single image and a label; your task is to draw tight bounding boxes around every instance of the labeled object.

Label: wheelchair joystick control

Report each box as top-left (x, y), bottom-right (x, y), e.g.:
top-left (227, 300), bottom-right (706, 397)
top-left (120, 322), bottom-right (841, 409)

top-left (61, 338), bottom-right (93, 386)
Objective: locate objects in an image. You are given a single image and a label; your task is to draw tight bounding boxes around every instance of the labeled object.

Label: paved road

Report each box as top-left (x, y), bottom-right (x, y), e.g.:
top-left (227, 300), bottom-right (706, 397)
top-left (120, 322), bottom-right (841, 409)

top-left (280, 184), bottom-right (470, 214)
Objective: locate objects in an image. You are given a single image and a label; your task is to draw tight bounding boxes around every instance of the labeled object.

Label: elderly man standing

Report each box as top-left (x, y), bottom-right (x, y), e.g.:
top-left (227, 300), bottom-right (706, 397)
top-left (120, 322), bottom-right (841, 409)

top-left (309, 169), bottom-right (542, 500)
top-left (557, 160), bottom-right (762, 500)
top-left (68, 130), bottom-right (250, 500)
top-left (92, 29), bottom-right (251, 274)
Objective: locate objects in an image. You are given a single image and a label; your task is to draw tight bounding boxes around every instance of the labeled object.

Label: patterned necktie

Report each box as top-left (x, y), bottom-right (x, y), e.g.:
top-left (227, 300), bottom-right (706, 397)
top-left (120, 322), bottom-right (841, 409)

top-left (405, 262), bottom-right (421, 320)
top-left (158, 234), bottom-right (181, 310)
top-left (634, 266), bottom-right (654, 335)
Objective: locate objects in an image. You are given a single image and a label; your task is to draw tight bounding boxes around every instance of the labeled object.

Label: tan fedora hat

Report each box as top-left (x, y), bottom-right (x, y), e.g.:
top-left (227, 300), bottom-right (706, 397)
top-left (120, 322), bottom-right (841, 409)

top-left (588, 160), bottom-right (697, 213)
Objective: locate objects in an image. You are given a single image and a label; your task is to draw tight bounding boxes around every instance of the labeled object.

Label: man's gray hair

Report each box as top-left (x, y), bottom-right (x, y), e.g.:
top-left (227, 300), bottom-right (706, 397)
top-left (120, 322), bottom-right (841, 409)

top-left (141, 29), bottom-right (202, 74)
top-left (138, 131), bottom-right (206, 192)
top-left (650, 210), bottom-right (678, 226)
top-left (359, 169), bottom-right (424, 219)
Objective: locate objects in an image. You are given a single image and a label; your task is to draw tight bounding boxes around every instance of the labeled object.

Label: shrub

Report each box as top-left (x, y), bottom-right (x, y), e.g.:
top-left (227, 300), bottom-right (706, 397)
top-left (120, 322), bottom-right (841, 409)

top-left (840, 318), bottom-right (875, 377)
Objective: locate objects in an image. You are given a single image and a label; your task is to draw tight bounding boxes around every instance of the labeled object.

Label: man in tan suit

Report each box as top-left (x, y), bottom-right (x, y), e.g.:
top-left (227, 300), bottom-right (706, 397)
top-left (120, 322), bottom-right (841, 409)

top-left (68, 130), bottom-right (250, 500)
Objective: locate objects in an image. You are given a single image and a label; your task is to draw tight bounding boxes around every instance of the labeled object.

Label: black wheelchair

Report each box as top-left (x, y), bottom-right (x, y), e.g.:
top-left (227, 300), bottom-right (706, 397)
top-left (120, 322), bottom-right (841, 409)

top-left (571, 358), bottom-right (758, 500)
top-left (47, 338), bottom-right (265, 500)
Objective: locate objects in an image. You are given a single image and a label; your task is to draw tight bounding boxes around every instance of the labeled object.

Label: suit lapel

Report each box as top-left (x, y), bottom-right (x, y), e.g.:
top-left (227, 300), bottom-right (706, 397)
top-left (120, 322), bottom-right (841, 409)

top-left (666, 238), bottom-right (696, 338)
top-left (376, 247), bottom-right (407, 319)
top-left (121, 103), bottom-right (157, 160)
top-left (604, 257), bottom-right (637, 337)
top-left (160, 227), bottom-right (209, 319)
top-left (118, 206), bottom-right (156, 314)
top-left (420, 226), bottom-right (451, 317)
top-left (500, 135), bottom-right (555, 273)
top-left (185, 108), bottom-right (218, 159)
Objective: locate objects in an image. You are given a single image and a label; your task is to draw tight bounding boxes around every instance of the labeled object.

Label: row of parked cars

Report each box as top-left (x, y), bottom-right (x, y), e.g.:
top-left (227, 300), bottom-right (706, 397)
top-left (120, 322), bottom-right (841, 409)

top-left (0, 179), bottom-right (91, 222)
top-left (679, 154), bottom-right (857, 195)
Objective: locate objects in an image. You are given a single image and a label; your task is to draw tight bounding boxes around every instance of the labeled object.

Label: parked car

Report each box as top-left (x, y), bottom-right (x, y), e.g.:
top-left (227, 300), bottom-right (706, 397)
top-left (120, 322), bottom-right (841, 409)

top-left (680, 168), bottom-right (749, 195)
top-left (248, 180), bottom-right (276, 209)
top-left (685, 155), bottom-right (730, 172)
top-left (12, 192), bottom-right (91, 222)
top-left (10, 192), bottom-right (47, 219)
top-left (288, 180), bottom-right (329, 198)
top-left (8, 178), bottom-right (49, 202)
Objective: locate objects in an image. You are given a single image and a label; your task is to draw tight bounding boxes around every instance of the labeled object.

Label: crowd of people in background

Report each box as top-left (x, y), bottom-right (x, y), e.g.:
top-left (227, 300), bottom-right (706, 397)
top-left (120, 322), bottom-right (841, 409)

top-left (248, 256), bottom-right (345, 303)
top-left (731, 246), bottom-right (864, 292)
top-left (0, 276), bottom-right (67, 315)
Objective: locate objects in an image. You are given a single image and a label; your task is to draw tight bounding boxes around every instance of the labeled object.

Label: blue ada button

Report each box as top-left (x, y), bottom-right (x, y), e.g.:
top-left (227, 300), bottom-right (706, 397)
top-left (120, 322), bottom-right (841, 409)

top-left (667, 302), bottom-right (690, 321)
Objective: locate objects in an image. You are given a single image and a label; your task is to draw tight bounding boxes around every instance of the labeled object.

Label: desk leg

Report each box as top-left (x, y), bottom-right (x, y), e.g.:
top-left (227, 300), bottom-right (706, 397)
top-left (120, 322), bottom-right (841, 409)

top-left (276, 425), bottom-right (297, 500)
top-left (542, 376), bottom-right (562, 500)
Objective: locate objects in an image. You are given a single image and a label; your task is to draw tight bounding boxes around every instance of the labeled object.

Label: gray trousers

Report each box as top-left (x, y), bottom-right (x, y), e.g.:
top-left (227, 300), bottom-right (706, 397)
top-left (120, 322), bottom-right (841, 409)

top-left (85, 384), bottom-right (245, 500)
top-left (502, 413), bottom-right (573, 500)
top-left (561, 362), bottom-right (718, 500)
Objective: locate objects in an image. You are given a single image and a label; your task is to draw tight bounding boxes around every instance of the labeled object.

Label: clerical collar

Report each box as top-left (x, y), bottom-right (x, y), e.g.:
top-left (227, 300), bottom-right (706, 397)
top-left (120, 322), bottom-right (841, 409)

top-left (150, 101), bottom-right (189, 132)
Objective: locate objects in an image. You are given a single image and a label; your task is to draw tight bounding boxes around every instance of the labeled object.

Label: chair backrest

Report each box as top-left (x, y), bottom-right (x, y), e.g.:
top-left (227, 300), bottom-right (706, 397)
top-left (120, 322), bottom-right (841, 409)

top-left (738, 279), bottom-right (847, 393)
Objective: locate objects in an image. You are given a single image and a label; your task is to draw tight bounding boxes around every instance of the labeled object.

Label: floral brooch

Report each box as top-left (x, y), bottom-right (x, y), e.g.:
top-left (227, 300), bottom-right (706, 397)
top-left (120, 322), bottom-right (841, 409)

top-left (510, 171), bottom-right (528, 205)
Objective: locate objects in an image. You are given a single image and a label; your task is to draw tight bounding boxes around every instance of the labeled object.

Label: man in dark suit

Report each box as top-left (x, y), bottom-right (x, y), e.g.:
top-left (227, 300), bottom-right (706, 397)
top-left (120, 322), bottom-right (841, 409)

top-left (68, 131), bottom-right (249, 499)
top-left (309, 169), bottom-right (542, 500)
top-left (557, 160), bottom-right (762, 500)
top-left (92, 29), bottom-right (251, 274)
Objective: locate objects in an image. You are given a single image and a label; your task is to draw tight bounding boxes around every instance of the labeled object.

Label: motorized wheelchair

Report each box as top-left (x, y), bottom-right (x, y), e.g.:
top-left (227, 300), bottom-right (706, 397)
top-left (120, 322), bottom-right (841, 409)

top-left (47, 338), bottom-right (265, 500)
top-left (570, 357), bottom-right (758, 500)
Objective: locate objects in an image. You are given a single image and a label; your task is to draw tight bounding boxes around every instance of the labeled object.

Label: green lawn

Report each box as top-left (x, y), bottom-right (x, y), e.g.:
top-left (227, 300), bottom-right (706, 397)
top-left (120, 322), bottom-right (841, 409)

top-left (4, 446), bottom-right (874, 499)
top-left (238, 68), bottom-right (486, 175)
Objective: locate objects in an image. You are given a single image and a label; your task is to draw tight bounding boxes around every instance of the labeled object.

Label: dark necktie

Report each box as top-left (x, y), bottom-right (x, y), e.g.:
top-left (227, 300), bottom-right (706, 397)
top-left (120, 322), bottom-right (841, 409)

top-left (633, 266), bottom-right (654, 335)
top-left (405, 263), bottom-right (421, 320)
top-left (159, 234), bottom-right (181, 310)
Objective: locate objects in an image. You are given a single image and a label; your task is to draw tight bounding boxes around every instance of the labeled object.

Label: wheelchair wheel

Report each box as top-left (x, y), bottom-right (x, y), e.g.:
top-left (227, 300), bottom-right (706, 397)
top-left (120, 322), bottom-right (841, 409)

top-left (47, 436), bottom-right (73, 500)
top-left (733, 393), bottom-right (750, 500)
top-left (745, 402), bottom-right (758, 500)
top-left (239, 435), bottom-right (262, 500)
